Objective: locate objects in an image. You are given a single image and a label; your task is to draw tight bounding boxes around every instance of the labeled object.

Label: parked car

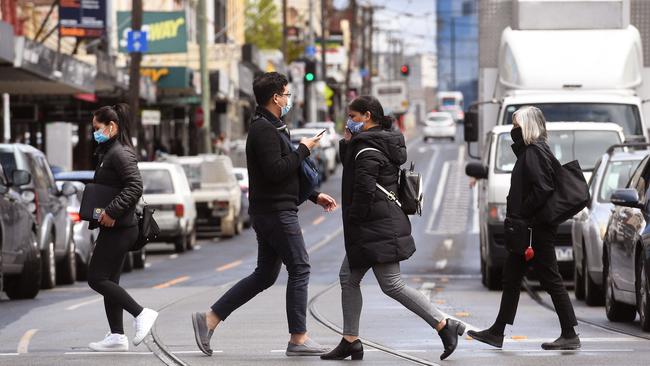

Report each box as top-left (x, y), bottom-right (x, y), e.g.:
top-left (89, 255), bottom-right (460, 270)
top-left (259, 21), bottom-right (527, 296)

top-left (233, 167), bottom-right (250, 228)
top-left (423, 112), bottom-right (456, 142)
top-left (466, 122), bottom-right (625, 290)
top-left (290, 128), bottom-right (337, 181)
top-left (304, 121), bottom-right (341, 162)
top-left (139, 162), bottom-right (197, 253)
top-left (0, 166), bottom-right (41, 299)
top-left (604, 154), bottom-right (650, 331)
top-left (572, 144), bottom-right (648, 305)
top-left (161, 155), bottom-right (242, 238)
top-left (54, 170), bottom-right (147, 272)
top-left (0, 144), bottom-right (76, 289)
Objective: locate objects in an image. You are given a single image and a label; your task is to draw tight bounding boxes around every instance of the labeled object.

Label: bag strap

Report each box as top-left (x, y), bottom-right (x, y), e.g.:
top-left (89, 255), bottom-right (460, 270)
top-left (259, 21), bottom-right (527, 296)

top-left (354, 147), bottom-right (402, 207)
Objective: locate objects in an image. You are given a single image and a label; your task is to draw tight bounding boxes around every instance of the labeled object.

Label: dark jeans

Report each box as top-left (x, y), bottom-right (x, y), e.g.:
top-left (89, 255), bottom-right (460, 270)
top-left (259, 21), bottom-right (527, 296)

top-left (211, 210), bottom-right (311, 334)
top-left (88, 225), bottom-right (143, 334)
top-left (496, 224), bottom-right (577, 330)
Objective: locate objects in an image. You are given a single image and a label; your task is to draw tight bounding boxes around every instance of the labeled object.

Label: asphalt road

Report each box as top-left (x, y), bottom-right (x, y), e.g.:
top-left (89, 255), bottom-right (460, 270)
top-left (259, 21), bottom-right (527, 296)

top-left (1, 127), bottom-right (649, 366)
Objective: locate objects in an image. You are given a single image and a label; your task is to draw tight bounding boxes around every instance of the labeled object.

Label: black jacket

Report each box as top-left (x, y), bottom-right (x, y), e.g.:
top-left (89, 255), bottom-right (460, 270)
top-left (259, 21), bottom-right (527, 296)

top-left (507, 140), bottom-right (556, 223)
top-left (246, 106), bottom-right (317, 214)
top-left (91, 138), bottom-right (143, 229)
top-left (340, 126), bottom-right (415, 268)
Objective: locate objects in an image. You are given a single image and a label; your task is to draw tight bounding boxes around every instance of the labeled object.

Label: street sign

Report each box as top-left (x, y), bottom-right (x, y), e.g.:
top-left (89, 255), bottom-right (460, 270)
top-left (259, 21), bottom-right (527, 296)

top-left (305, 45), bottom-right (316, 58)
top-left (141, 110), bottom-right (161, 126)
top-left (59, 0), bottom-right (106, 38)
top-left (127, 30), bottom-right (148, 53)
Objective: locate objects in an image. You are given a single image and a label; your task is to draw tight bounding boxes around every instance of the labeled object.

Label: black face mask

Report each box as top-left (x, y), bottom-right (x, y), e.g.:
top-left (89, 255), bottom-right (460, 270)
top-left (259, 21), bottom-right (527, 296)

top-left (511, 127), bottom-right (524, 144)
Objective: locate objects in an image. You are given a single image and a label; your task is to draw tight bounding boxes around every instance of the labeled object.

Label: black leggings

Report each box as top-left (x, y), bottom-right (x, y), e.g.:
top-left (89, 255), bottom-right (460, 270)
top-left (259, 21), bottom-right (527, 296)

top-left (88, 225), bottom-right (143, 334)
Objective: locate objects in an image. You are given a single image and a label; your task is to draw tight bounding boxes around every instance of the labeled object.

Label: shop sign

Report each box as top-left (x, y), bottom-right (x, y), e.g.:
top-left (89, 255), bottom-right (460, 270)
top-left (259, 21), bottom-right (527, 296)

top-left (59, 0), bottom-right (106, 38)
top-left (117, 11), bottom-right (187, 54)
top-left (140, 67), bottom-right (192, 89)
top-left (141, 109), bottom-right (161, 126)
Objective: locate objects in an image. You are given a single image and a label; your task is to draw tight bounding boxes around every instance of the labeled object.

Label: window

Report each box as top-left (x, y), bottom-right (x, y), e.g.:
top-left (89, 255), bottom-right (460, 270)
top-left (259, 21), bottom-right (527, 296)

top-left (598, 160), bottom-right (641, 203)
top-left (141, 170), bottom-right (175, 194)
top-left (0, 151), bottom-right (16, 178)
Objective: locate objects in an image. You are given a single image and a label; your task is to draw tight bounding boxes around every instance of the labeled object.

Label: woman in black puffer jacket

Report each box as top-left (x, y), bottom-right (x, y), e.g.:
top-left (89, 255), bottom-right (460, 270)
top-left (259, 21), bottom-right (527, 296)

top-left (321, 96), bottom-right (465, 362)
top-left (86, 104), bottom-right (158, 352)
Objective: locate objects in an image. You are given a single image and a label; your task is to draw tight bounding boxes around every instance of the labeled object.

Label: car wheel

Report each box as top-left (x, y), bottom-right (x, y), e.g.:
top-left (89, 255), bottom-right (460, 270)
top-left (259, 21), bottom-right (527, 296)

top-left (185, 229), bottom-right (197, 251)
top-left (584, 251), bottom-right (604, 306)
top-left (132, 249), bottom-right (146, 269)
top-left (605, 259), bottom-right (636, 322)
top-left (174, 235), bottom-right (187, 253)
top-left (122, 252), bottom-right (133, 273)
top-left (41, 236), bottom-right (57, 289)
top-left (5, 232), bottom-right (41, 299)
top-left (636, 253), bottom-right (650, 331)
top-left (56, 239), bottom-right (77, 285)
top-left (574, 254), bottom-right (585, 300)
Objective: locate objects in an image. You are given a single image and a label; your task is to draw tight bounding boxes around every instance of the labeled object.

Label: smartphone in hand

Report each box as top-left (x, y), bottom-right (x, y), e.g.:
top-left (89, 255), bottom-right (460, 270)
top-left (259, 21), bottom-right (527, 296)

top-left (315, 129), bottom-right (327, 138)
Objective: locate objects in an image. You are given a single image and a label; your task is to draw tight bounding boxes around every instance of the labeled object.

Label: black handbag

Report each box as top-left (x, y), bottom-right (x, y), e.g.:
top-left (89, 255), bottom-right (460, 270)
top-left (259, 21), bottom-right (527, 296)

top-left (131, 204), bottom-right (160, 252)
top-left (539, 157), bottom-right (590, 225)
top-left (504, 217), bottom-right (531, 255)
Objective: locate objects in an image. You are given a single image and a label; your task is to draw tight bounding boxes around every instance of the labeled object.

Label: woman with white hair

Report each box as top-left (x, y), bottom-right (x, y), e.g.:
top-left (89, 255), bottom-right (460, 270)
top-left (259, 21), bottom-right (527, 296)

top-left (468, 106), bottom-right (580, 351)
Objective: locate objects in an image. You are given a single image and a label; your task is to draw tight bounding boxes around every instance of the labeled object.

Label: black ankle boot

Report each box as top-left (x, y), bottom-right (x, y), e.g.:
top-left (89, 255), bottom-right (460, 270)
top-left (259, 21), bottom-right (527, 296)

top-left (467, 329), bottom-right (504, 348)
top-left (438, 319), bottom-right (466, 360)
top-left (320, 338), bottom-right (363, 360)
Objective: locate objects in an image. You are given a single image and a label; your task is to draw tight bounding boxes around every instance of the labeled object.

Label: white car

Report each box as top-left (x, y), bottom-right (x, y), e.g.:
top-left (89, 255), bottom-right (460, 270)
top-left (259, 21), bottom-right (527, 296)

top-left (423, 112), bottom-right (457, 142)
top-left (233, 167), bottom-right (250, 228)
top-left (291, 128), bottom-right (338, 177)
top-left (304, 121), bottom-right (342, 163)
top-left (139, 162), bottom-right (197, 253)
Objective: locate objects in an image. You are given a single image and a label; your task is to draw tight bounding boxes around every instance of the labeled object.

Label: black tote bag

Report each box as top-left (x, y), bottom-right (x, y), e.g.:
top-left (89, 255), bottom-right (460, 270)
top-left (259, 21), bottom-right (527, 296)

top-left (540, 158), bottom-right (590, 225)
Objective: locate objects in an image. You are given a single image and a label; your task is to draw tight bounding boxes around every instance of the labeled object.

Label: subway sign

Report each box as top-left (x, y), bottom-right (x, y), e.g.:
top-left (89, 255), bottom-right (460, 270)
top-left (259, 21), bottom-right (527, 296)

top-left (117, 11), bottom-right (187, 54)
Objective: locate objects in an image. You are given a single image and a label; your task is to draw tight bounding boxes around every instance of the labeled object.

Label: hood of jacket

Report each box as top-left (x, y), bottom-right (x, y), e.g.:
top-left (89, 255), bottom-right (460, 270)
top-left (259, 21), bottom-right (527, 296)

top-left (351, 127), bottom-right (407, 165)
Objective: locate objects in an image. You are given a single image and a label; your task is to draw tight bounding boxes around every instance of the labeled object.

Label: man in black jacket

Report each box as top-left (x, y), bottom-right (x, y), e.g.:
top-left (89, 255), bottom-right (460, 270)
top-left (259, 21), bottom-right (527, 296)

top-left (191, 72), bottom-right (337, 357)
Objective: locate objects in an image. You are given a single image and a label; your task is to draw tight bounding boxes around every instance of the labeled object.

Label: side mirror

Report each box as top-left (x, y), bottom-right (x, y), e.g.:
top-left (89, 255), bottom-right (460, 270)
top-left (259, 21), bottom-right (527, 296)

top-left (11, 170), bottom-right (31, 186)
top-left (466, 162), bottom-right (489, 179)
top-left (464, 109), bottom-right (479, 142)
top-left (611, 188), bottom-right (642, 208)
top-left (60, 182), bottom-right (77, 197)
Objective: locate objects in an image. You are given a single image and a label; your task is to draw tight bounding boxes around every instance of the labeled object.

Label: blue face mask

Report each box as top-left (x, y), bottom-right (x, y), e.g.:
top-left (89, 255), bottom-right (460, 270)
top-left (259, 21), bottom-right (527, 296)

top-left (280, 96), bottom-right (293, 117)
top-left (346, 118), bottom-right (364, 134)
top-left (93, 126), bottom-right (111, 144)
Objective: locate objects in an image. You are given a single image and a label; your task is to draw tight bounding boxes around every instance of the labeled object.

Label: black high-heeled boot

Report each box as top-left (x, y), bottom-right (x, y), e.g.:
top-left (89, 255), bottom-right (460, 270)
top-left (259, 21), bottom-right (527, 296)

top-left (438, 318), bottom-right (466, 360)
top-left (320, 338), bottom-right (364, 360)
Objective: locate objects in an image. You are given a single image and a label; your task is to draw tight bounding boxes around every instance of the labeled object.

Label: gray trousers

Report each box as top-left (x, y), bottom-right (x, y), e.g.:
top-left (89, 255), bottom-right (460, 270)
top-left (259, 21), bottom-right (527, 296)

top-left (339, 256), bottom-right (445, 336)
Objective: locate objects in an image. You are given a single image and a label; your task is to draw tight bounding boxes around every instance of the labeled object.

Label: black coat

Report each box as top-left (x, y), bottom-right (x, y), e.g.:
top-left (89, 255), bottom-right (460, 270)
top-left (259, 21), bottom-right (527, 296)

top-left (91, 138), bottom-right (143, 229)
top-left (507, 140), bottom-right (556, 223)
top-left (340, 127), bottom-right (415, 268)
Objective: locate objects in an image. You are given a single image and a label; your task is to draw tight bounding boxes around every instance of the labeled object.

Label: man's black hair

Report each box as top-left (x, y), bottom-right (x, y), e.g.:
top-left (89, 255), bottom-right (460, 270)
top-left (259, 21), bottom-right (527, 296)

top-left (253, 72), bottom-right (288, 106)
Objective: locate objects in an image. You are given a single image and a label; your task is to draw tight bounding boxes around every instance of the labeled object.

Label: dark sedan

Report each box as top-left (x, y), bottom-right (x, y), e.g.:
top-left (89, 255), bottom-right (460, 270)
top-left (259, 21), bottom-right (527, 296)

top-left (604, 154), bottom-right (650, 331)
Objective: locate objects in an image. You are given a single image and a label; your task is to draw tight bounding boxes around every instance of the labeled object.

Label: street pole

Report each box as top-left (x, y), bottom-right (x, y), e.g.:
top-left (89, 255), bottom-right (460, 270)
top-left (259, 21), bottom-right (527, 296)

top-left (450, 17), bottom-right (456, 90)
top-left (199, 0), bottom-right (212, 153)
top-left (344, 0), bottom-right (357, 101)
top-left (321, 0), bottom-right (327, 83)
top-left (3, 93), bottom-right (9, 143)
top-left (360, 6), bottom-right (366, 94)
top-left (368, 7), bottom-right (374, 94)
top-left (282, 0), bottom-right (287, 62)
top-left (128, 0), bottom-right (142, 153)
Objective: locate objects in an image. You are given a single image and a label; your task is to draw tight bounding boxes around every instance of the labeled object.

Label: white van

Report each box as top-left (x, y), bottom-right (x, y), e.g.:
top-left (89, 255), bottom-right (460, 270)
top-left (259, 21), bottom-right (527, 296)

top-left (466, 122), bottom-right (625, 289)
top-left (437, 91), bottom-right (464, 123)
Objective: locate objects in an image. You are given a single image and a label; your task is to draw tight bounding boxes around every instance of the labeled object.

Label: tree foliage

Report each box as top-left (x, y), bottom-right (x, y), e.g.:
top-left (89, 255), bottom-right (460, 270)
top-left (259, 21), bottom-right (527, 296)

top-left (245, 0), bottom-right (282, 50)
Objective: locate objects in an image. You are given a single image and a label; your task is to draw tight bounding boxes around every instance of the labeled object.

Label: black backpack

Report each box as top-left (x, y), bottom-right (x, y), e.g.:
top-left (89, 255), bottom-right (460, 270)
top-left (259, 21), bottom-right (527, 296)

top-left (355, 148), bottom-right (423, 216)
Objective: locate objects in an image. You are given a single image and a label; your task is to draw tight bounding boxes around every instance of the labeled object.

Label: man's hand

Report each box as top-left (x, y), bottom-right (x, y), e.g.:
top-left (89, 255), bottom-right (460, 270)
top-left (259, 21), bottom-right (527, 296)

top-left (343, 128), bottom-right (352, 141)
top-left (300, 135), bottom-right (322, 151)
top-left (98, 211), bottom-right (116, 227)
top-left (316, 193), bottom-right (337, 212)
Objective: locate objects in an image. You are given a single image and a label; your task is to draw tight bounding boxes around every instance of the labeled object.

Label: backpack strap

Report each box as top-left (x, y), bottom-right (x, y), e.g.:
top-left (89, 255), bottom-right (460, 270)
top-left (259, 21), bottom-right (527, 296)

top-left (354, 147), bottom-right (401, 207)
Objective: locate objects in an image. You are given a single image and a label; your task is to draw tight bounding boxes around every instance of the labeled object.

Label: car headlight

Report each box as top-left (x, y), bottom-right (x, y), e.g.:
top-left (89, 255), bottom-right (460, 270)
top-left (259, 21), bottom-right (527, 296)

top-left (488, 203), bottom-right (507, 224)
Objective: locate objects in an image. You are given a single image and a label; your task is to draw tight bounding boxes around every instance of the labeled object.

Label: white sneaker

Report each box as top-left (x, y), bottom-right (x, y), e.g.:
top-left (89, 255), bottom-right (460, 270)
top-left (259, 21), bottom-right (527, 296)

top-left (133, 308), bottom-right (158, 345)
top-left (88, 333), bottom-right (129, 352)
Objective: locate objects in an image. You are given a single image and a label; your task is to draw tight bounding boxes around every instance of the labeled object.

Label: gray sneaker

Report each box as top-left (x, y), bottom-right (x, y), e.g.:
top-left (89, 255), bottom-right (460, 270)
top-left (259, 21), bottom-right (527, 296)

top-left (191, 312), bottom-right (214, 356)
top-left (286, 338), bottom-right (330, 356)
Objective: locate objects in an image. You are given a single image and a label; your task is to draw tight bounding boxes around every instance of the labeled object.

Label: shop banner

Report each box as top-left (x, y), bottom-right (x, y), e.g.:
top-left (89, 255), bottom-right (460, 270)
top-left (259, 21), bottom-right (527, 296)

top-left (117, 11), bottom-right (187, 54)
top-left (59, 0), bottom-right (106, 38)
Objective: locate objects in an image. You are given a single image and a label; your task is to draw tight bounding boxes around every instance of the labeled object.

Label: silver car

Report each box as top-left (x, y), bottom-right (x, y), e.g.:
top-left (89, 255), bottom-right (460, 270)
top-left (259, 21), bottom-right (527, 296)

top-left (572, 146), bottom-right (648, 305)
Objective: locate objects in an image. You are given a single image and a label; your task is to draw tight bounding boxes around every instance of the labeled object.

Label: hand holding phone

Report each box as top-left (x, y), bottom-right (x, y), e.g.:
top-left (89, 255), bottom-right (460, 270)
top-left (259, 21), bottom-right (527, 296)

top-left (316, 129), bottom-right (327, 137)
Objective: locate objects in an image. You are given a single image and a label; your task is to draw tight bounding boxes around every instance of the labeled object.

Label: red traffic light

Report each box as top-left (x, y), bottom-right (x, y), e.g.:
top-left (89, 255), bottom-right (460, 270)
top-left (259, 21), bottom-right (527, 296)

top-left (400, 64), bottom-right (409, 76)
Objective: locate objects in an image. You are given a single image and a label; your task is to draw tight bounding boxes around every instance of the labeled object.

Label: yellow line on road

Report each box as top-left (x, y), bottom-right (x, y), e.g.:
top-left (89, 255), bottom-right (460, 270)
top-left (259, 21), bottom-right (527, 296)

top-left (312, 216), bottom-right (325, 225)
top-left (66, 297), bottom-right (103, 311)
top-left (153, 275), bottom-right (190, 289)
top-left (216, 260), bottom-right (243, 272)
top-left (17, 329), bottom-right (38, 354)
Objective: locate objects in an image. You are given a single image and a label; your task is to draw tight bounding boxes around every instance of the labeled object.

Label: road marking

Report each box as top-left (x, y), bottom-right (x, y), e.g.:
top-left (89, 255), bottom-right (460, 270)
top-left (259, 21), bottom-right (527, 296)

top-left (471, 185), bottom-right (479, 234)
top-left (194, 245), bottom-right (202, 250)
top-left (65, 351), bottom-right (155, 355)
top-left (66, 297), bottom-right (102, 311)
top-left (426, 161), bottom-right (450, 233)
top-left (312, 216), bottom-right (325, 226)
top-left (169, 254), bottom-right (179, 259)
top-left (153, 275), bottom-right (190, 289)
top-left (216, 260), bottom-right (243, 272)
top-left (457, 144), bottom-right (466, 163)
top-left (17, 329), bottom-right (38, 354)
top-left (435, 259), bottom-right (448, 270)
top-left (145, 262), bottom-right (152, 268)
top-left (455, 311), bottom-right (470, 318)
top-left (511, 335), bottom-right (528, 340)
top-left (480, 349), bottom-right (634, 353)
top-left (0, 353), bottom-right (19, 356)
top-left (307, 227), bottom-right (344, 254)
top-left (443, 239), bottom-right (453, 250)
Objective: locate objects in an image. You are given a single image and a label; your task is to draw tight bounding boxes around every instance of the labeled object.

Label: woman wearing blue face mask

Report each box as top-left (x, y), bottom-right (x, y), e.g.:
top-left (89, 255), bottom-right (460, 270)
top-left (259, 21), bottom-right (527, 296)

top-left (86, 103), bottom-right (158, 352)
top-left (321, 96), bottom-right (464, 362)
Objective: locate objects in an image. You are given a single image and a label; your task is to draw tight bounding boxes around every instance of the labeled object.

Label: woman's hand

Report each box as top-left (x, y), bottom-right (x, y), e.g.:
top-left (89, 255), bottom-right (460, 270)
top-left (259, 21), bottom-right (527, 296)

top-left (344, 128), bottom-right (352, 141)
top-left (98, 211), bottom-right (116, 227)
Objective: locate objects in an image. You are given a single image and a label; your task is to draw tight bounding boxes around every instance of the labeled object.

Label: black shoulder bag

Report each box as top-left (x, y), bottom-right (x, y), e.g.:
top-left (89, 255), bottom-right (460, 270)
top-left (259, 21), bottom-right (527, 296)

top-left (131, 199), bottom-right (160, 252)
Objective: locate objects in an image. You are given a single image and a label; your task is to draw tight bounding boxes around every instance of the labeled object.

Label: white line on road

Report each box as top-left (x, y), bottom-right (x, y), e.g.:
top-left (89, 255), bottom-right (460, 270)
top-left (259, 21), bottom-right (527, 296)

top-left (307, 227), bottom-right (344, 254)
top-left (64, 350), bottom-right (224, 355)
top-left (66, 297), bottom-right (102, 311)
top-left (435, 259), bottom-right (448, 270)
top-left (194, 245), bottom-right (202, 250)
top-left (0, 353), bottom-right (18, 356)
top-left (471, 184), bottom-right (479, 234)
top-left (502, 337), bottom-right (645, 343)
top-left (426, 161), bottom-right (450, 233)
top-left (443, 239), bottom-right (453, 250)
top-left (145, 262), bottom-right (152, 268)
top-left (169, 254), bottom-right (179, 259)
top-left (17, 329), bottom-right (38, 354)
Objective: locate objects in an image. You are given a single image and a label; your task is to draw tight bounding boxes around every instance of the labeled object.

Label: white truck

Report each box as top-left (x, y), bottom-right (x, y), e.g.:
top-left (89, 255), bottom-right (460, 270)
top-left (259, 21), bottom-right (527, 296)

top-left (372, 80), bottom-right (409, 116)
top-left (464, 0), bottom-right (650, 152)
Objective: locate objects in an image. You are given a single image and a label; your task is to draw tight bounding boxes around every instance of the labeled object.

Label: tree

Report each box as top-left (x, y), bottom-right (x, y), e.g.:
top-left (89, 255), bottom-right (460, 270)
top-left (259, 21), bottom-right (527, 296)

top-left (245, 0), bottom-right (282, 50)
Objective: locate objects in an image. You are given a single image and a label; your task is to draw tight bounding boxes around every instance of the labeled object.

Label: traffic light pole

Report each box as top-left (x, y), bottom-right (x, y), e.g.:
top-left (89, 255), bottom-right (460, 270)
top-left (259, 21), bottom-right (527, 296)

top-left (128, 0), bottom-right (143, 155)
top-left (199, 0), bottom-right (212, 153)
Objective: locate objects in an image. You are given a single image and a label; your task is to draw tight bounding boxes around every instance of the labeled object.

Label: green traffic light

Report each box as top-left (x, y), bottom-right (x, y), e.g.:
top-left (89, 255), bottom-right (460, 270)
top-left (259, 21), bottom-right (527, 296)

top-left (305, 73), bottom-right (315, 82)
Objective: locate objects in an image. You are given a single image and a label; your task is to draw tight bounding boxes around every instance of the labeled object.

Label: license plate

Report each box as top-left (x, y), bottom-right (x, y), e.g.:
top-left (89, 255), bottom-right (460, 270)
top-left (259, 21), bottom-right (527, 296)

top-left (555, 247), bottom-right (573, 262)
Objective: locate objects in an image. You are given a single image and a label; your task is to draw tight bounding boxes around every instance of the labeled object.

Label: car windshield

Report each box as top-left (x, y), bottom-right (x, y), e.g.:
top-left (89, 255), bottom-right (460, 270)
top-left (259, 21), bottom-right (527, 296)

top-left (598, 159), bottom-right (641, 203)
top-left (503, 103), bottom-right (643, 137)
top-left (180, 163), bottom-right (201, 190)
top-left (442, 98), bottom-right (457, 106)
top-left (141, 169), bottom-right (174, 194)
top-left (0, 151), bottom-right (16, 177)
top-left (495, 130), bottom-right (622, 173)
top-left (427, 116), bottom-right (451, 123)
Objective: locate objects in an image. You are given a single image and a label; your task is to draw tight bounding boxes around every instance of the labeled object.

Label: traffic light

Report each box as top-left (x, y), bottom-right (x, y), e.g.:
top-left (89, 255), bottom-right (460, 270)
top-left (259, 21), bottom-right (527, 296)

top-left (400, 64), bottom-right (410, 76)
top-left (304, 60), bottom-right (316, 83)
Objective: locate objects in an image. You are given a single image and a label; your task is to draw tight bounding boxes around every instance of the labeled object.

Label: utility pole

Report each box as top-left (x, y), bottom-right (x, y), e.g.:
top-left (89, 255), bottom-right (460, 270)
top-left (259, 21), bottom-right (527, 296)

top-left (128, 0), bottom-right (143, 153)
top-left (344, 0), bottom-right (357, 100)
top-left (450, 17), bottom-right (456, 90)
top-left (198, 0), bottom-right (212, 153)
top-left (367, 7), bottom-right (374, 94)
top-left (282, 0), bottom-right (287, 62)
top-left (321, 0), bottom-right (327, 83)
top-left (360, 6), bottom-right (366, 93)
